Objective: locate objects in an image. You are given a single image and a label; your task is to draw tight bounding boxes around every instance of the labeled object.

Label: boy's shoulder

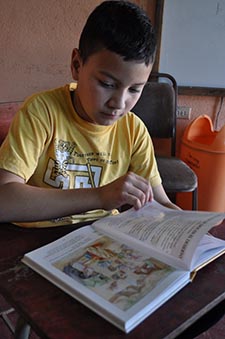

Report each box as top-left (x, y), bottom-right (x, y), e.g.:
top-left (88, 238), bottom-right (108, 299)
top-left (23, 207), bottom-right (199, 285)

top-left (116, 110), bottom-right (148, 139)
top-left (22, 84), bottom-right (71, 108)
top-left (124, 110), bottom-right (147, 128)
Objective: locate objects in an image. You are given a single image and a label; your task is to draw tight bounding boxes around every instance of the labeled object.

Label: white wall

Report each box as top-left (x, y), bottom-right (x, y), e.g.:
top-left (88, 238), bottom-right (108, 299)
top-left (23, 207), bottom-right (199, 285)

top-left (159, 0), bottom-right (225, 88)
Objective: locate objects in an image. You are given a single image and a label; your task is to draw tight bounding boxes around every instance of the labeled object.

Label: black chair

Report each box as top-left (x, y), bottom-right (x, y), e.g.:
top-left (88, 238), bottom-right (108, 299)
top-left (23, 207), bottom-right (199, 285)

top-left (132, 72), bottom-right (198, 210)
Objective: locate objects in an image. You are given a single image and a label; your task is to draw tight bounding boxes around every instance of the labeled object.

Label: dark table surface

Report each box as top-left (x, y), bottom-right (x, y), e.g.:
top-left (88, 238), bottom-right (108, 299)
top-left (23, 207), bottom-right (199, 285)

top-left (0, 219), bottom-right (224, 339)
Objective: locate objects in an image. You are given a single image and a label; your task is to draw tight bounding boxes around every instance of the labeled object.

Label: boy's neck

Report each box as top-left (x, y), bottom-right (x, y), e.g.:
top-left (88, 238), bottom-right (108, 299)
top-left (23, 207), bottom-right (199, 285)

top-left (71, 89), bottom-right (93, 124)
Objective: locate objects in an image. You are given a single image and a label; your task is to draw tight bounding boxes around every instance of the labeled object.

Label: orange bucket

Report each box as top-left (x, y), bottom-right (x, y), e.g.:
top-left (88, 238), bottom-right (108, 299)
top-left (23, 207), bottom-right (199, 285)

top-left (177, 115), bottom-right (225, 212)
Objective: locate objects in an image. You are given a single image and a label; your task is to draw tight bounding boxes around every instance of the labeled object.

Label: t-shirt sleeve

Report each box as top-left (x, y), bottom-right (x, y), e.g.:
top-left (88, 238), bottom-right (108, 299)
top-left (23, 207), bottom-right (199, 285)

top-left (0, 101), bottom-right (48, 182)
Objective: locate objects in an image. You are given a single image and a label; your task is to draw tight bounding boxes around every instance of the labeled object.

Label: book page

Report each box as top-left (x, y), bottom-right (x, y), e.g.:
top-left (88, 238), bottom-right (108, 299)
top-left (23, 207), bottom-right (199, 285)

top-left (25, 226), bottom-right (176, 311)
top-left (191, 234), bottom-right (225, 271)
top-left (50, 229), bottom-right (175, 311)
top-left (22, 225), bottom-right (189, 332)
top-left (94, 201), bottom-right (225, 270)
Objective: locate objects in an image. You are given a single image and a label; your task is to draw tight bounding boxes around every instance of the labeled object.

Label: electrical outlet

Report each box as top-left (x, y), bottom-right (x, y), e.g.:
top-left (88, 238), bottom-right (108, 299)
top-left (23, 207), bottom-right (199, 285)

top-left (177, 106), bottom-right (191, 119)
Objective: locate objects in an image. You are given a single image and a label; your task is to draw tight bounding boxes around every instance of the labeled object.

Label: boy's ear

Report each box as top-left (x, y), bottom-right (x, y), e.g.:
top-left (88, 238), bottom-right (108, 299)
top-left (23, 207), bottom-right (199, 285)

top-left (71, 48), bottom-right (82, 80)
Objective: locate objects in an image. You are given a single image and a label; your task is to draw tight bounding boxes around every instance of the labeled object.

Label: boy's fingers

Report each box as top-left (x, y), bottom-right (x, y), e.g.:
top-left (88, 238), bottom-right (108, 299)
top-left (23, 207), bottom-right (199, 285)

top-left (100, 172), bottom-right (153, 211)
top-left (124, 172), bottom-right (153, 208)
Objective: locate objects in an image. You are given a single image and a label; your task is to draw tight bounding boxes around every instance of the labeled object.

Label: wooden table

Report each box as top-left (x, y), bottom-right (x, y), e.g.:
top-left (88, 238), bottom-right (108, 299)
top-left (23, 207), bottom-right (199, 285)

top-left (0, 220), bottom-right (224, 339)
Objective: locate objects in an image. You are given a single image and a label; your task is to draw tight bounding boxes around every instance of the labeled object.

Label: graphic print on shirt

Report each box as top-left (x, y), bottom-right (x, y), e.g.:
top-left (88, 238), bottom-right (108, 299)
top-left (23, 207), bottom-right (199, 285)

top-left (43, 139), bottom-right (118, 189)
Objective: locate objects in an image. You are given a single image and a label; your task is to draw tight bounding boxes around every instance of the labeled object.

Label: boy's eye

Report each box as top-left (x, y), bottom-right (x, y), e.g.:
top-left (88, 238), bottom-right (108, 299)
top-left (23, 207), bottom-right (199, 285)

top-left (129, 87), bottom-right (141, 94)
top-left (99, 79), bottom-right (142, 94)
top-left (99, 80), bottom-right (115, 88)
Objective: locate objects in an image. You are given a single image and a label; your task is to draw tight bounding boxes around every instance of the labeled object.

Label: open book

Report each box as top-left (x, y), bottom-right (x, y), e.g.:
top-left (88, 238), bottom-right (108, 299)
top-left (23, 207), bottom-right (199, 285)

top-left (22, 201), bottom-right (225, 333)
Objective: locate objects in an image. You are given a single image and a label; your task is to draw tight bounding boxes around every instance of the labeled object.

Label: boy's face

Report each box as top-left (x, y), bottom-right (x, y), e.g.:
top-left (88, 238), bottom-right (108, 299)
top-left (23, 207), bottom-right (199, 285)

top-left (71, 49), bottom-right (152, 126)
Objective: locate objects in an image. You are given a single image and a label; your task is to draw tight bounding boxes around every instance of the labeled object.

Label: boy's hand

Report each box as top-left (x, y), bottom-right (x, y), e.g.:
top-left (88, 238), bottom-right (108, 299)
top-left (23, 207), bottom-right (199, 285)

top-left (99, 172), bottom-right (153, 211)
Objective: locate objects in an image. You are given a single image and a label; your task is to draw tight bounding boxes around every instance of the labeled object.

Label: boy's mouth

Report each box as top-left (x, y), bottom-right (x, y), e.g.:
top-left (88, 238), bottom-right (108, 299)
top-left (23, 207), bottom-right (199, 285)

top-left (101, 111), bottom-right (122, 118)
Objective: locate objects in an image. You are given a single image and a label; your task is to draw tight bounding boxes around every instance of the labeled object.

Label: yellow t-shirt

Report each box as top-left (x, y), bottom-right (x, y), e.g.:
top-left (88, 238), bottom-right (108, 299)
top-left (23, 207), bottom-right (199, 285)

top-left (0, 83), bottom-right (161, 227)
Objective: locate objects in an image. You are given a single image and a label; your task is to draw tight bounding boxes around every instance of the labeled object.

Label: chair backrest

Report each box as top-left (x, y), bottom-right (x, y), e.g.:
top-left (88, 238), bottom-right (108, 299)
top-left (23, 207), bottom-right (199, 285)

top-left (132, 72), bottom-right (177, 156)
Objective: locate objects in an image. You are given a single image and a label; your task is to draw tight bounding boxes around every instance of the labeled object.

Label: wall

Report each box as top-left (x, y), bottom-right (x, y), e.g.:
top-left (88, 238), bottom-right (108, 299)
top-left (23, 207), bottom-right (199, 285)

top-left (0, 0), bottom-right (155, 145)
top-left (157, 0), bottom-right (225, 155)
top-left (1, 0), bottom-right (224, 154)
top-left (159, 0), bottom-right (225, 88)
top-left (0, 0), bottom-right (155, 102)
top-left (0, 0), bottom-right (101, 102)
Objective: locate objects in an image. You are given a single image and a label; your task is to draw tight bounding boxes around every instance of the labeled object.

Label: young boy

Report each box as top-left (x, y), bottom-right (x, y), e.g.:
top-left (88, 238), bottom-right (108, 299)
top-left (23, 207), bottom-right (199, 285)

top-left (0, 1), bottom-right (179, 227)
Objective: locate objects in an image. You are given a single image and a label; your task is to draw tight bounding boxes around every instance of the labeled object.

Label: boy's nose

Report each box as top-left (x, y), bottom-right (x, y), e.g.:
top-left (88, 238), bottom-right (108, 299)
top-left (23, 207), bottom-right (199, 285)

top-left (107, 91), bottom-right (127, 110)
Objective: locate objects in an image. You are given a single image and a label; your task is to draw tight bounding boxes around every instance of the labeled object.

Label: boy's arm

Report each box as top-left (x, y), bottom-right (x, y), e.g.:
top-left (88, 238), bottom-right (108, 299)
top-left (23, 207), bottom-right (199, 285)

top-left (0, 170), bottom-right (153, 223)
top-left (152, 184), bottom-right (181, 210)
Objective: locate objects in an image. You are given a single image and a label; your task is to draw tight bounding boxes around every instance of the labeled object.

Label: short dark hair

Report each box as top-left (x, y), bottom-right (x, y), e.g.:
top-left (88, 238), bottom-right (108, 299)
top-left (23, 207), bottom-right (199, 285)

top-left (79, 0), bottom-right (157, 65)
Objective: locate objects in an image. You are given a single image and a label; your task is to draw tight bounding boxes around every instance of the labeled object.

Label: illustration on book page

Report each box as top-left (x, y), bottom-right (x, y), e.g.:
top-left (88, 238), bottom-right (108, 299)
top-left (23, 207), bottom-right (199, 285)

top-left (53, 236), bottom-right (174, 311)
